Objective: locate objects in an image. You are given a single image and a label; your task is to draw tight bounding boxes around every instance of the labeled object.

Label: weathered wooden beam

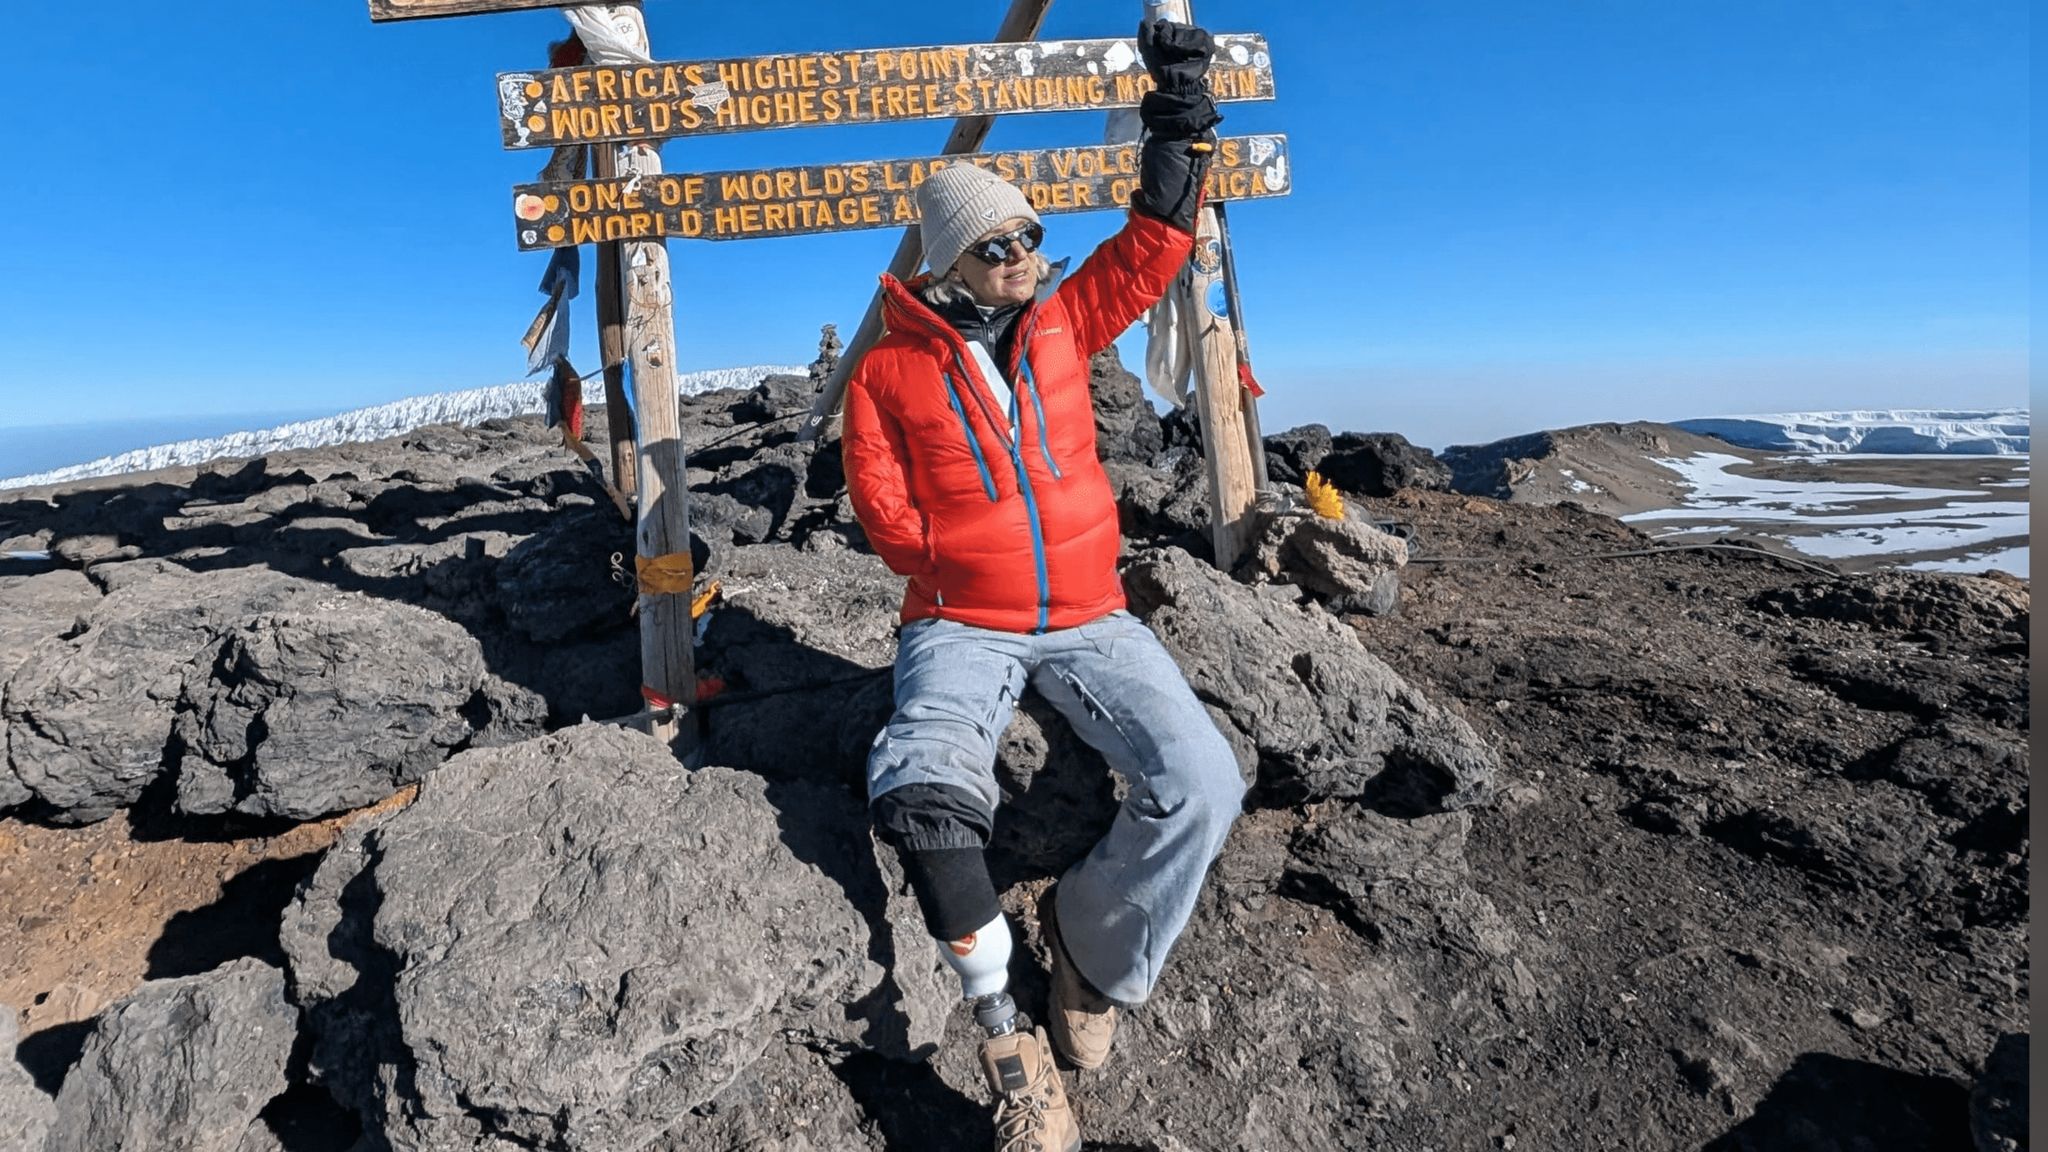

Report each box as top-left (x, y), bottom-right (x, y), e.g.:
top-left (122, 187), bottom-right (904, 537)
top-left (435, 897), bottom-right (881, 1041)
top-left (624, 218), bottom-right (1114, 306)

top-left (591, 6), bottom-right (697, 756)
top-left (510, 134), bottom-right (1290, 249)
top-left (369, 0), bottom-right (561, 22)
top-left (1155, 0), bottom-right (1260, 568)
top-left (592, 142), bottom-right (638, 500)
top-left (496, 35), bottom-right (1274, 149)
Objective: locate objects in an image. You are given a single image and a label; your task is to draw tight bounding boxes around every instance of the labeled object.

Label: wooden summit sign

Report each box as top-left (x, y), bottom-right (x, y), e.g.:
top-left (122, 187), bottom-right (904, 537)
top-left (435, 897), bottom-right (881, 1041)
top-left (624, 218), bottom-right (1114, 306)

top-left (510, 134), bottom-right (1291, 250)
top-left (369, 0), bottom-right (560, 21)
top-left (496, 34), bottom-right (1275, 149)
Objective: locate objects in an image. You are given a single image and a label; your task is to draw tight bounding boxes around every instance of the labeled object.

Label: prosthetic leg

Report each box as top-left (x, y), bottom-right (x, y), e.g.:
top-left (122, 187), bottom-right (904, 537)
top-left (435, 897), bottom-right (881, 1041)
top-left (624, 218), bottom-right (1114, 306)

top-left (905, 849), bottom-right (1081, 1152)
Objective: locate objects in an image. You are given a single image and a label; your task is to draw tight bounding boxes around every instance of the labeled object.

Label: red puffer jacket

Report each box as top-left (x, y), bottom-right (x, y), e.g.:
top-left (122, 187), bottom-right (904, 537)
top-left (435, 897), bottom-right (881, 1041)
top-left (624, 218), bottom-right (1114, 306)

top-left (844, 211), bottom-right (1194, 633)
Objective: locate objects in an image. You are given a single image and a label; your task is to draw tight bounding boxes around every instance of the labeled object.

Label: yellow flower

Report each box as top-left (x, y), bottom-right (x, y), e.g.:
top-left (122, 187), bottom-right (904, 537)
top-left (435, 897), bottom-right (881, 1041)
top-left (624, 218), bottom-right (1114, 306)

top-left (1304, 471), bottom-right (1345, 520)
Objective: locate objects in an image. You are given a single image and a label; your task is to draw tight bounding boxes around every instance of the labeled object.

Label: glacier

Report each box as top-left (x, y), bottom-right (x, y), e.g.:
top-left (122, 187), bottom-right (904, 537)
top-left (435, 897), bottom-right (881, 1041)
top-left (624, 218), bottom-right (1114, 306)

top-left (1673, 408), bottom-right (2029, 455)
top-left (0, 366), bottom-right (805, 491)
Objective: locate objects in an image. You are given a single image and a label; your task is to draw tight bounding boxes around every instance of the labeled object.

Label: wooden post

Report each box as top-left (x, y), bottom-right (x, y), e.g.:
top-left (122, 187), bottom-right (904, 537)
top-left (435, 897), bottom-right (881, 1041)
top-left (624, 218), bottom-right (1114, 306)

top-left (1185, 210), bottom-right (1257, 565)
top-left (1213, 201), bottom-right (1269, 490)
top-left (592, 144), bottom-right (638, 499)
top-left (1154, 0), bottom-right (1259, 566)
top-left (604, 5), bottom-right (696, 755)
top-left (798, 0), bottom-right (1054, 441)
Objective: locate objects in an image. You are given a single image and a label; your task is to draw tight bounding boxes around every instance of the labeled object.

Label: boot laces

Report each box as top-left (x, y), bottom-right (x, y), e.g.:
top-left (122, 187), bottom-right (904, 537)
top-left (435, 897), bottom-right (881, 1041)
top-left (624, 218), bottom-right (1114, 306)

top-left (994, 1089), bottom-right (1049, 1151)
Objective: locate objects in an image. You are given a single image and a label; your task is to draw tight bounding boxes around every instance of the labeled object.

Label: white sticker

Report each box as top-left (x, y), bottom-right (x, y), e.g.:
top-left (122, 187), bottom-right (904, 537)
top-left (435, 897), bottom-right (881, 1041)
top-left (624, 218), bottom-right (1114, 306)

top-left (688, 81), bottom-right (731, 112)
top-left (1013, 47), bottom-right (1036, 76)
top-left (1102, 40), bottom-right (1138, 73)
top-left (1254, 51), bottom-right (1270, 69)
top-left (1228, 44), bottom-right (1250, 65)
top-left (498, 73), bottom-right (536, 145)
top-left (1248, 136), bottom-right (1278, 165)
top-left (1264, 155), bottom-right (1290, 191)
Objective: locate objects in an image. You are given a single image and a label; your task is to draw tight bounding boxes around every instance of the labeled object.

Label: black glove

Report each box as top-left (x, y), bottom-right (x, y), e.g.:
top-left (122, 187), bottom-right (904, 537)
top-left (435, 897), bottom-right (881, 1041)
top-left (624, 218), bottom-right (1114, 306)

top-left (1136, 18), bottom-right (1222, 140)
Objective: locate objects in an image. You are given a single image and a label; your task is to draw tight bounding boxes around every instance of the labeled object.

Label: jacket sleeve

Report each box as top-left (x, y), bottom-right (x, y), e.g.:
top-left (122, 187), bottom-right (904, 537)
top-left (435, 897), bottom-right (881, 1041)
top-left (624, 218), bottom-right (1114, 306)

top-left (1054, 204), bottom-right (1199, 358)
top-left (843, 367), bottom-right (936, 579)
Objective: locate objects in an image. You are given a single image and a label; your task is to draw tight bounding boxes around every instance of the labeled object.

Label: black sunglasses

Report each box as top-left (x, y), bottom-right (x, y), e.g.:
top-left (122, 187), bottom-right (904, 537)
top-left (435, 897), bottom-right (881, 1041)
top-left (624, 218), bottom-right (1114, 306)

top-left (962, 221), bottom-right (1044, 266)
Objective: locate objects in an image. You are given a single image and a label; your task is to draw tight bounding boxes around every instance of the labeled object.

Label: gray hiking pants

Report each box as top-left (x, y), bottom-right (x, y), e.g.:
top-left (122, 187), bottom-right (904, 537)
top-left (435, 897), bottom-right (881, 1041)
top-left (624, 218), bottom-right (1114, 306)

top-left (867, 609), bottom-right (1245, 1004)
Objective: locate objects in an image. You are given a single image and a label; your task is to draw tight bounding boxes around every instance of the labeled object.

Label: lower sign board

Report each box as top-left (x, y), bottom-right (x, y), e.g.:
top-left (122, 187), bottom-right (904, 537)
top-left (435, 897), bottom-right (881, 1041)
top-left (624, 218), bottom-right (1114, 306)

top-left (509, 135), bottom-right (1291, 250)
top-left (498, 34), bottom-right (1275, 149)
top-left (370, 0), bottom-right (561, 20)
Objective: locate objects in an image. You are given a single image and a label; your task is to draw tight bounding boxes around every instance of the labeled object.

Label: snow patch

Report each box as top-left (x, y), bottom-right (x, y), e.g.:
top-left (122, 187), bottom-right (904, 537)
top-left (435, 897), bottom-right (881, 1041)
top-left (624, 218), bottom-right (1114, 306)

top-left (1674, 409), bottom-right (2028, 455)
top-left (1907, 547), bottom-right (2031, 579)
top-left (1624, 451), bottom-right (2029, 577)
top-left (0, 365), bottom-right (803, 491)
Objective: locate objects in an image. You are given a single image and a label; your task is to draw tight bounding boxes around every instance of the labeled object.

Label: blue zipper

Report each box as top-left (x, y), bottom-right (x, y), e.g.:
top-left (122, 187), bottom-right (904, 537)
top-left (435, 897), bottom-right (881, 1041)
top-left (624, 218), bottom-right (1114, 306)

top-left (942, 372), bottom-right (1000, 503)
top-left (913, 299), bottom-right (1053, 630)
top-left (1019, 355), bottom-right (1063, 480)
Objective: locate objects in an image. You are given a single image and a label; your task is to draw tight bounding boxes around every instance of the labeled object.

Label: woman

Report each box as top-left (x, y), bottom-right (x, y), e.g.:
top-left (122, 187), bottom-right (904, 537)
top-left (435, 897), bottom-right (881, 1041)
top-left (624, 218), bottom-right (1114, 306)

top-left (843, 19), bottom-right (1243, 1152)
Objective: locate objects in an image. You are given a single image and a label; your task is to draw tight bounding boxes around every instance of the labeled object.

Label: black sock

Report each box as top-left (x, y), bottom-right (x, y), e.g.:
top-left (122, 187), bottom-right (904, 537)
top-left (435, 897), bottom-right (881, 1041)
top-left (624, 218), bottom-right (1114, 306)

top-left (901, 846), bottom-right (1001, 942)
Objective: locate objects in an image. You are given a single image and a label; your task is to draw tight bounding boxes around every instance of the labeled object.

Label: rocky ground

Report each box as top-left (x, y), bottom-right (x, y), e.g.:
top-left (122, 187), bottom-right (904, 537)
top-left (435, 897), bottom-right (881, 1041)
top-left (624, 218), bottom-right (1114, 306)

top-left (0, 353), bottom-right (2028, 1151)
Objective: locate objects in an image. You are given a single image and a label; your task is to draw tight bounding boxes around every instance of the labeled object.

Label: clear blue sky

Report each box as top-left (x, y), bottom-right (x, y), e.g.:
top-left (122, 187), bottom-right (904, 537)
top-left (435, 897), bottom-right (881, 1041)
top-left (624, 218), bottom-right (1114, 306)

top-left (0, 0), bottom-right (2029, 450)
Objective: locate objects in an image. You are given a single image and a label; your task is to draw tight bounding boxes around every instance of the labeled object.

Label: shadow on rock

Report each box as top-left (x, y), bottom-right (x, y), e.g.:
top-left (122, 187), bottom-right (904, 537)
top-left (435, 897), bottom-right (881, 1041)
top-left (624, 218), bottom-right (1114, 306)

top-left (15, 1018), bottom-right (92, 1096)
top-left (146, 852), bottom-right (326, 979)
top-left (1700, 1052), bottom-right (1970, 1152)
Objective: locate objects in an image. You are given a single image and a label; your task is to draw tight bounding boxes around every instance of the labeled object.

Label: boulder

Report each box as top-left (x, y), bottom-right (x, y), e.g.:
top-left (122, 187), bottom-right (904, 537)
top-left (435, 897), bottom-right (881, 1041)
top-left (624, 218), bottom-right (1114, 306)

top-left (47, 959), bottom-right (295, 1152)
top-left (1124, 549), bottom-right (1497, 810)
top-left (3, 567), bottom-right (544, 824)
top-left (1261, 424), bottom-right (1334, 486)
top-left (1242, 511), bottom-right (1409, 616)
top-left (1316, 432), bottom-right (1451, 497)
top-left (696, 544), bottom-right (905, 782)
top-left (0, 569), bottom-right (99, 812)
top-left (1090, 347), bottom-right (1163, 463)
top-left (494, 503), bottom-right (636, 645)
top-left (281, 725), bottom-right (890, 1152)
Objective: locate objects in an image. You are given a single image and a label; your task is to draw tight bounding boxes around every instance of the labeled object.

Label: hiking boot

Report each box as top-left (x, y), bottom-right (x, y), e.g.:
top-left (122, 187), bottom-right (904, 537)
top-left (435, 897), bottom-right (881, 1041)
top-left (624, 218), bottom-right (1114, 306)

top-left (1040, 888), bottom-right (1119, 1071)
top-left (980, 1026), bottom-right (1082, 1152)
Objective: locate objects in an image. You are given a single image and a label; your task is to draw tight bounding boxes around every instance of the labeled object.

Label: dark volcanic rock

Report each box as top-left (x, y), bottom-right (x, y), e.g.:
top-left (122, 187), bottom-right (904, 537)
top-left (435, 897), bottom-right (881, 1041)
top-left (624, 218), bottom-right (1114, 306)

top-left (1970, 1032), bottom-right (2026, 1152)
top-left (1316, 432), bottom-right (1451, 497)
top-left (1124, 548), bottom-right (1496, 811)
top-left (733, 372), bottom-right (815, 423)
top-left (493, 503), bottom-right (636, 644)
top-left (1754, 572), bottom-right (2028, 640)
top-left (1089, 347), bottom-right (1163, 463)
top-left (281, 725), bottom-right (885, 1152)
top-left (1262, 423), bottom-right (1334, 486)
top-left (47, 959), bottom-right (294, 1152)
top-left (172, 600), bottom-right (543, 822)
top-left (3, 567), bottom-right (543, 823)
top-left (1242, 510), bottom-right (1410, 616)
top-left (695, 544), bottom-right (904, 782)
top-left (0, 569), bottom-right (100, 811)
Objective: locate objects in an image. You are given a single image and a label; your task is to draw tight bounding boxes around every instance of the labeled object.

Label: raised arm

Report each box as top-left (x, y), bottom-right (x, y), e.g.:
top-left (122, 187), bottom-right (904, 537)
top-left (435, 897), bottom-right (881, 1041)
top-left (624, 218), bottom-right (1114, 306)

top-left (1057, 18), bottom-right (1224, 356)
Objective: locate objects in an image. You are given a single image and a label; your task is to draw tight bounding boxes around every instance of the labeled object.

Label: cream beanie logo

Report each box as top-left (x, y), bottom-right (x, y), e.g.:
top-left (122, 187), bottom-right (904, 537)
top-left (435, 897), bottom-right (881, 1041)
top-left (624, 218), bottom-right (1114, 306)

top-left (914, 163), bottom-right (1041, 275)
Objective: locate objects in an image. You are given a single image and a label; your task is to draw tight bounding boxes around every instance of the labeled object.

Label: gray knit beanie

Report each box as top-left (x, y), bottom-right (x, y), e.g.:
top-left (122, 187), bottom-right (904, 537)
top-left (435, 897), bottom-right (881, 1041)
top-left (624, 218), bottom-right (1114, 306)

top-left (915, 163), bottom-right (1041, 276)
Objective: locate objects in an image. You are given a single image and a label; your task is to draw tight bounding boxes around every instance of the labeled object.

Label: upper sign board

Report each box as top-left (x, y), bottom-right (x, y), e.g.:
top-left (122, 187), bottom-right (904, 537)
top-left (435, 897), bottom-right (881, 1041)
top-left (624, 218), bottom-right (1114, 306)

top-left (369, 0), bottom-right (561, 21)
top-left (508, 134), bottom-right (1292, 250)
top-left (497, 34), bottom-right (1275, 149)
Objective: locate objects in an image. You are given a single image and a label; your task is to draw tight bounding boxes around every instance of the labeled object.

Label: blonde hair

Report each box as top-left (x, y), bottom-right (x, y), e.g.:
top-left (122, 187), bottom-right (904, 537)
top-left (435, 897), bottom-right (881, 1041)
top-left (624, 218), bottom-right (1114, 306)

top-left (922, 251), bottom-right (1054, 310)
